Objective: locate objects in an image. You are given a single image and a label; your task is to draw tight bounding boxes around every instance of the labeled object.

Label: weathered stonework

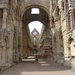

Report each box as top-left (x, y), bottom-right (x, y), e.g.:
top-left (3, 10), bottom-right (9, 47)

top-left (0, 0), bottom-right (75, 72)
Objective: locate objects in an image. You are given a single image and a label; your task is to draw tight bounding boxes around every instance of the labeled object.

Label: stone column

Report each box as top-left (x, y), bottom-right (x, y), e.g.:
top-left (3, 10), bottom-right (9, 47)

top-left (69, 9), bottom-right (74, 29)
top-left (1, 8), bottom-right (7, 66)
top-left (2, 8), bottom-right (7, 29)
top-left (54, 20), bottom-right (60, 62)
top-left (46, 27), bottom-right (50, 37)
top-left (50, 0), bottom-right (53, 28)
top-left (70, 40), bottom-right (75, 69)
top-left (8, 20), bottom-right (14, 66)
top-left (64, 0), bottom-right (71, 58)
top-left (16, 22), bottom-right (19, 63)
top-left (64, 0), bottom-right (70, 31)
top-left (20, 21), bottom-right (22, 61)
top-left (1, 8), bottom-right (7, 65)
top-left (50, 0), bottom-right (53, 16)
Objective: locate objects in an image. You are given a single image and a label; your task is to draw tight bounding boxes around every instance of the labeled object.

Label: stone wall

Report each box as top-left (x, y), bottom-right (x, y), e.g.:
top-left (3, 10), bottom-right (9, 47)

top-left (0, 0), bottom-right (22, 71)
top-left (0, 0), bottom-right (75, 71)
top-left (50, 0), bottom-right (71, 66)
top-left (20, 0), bottom-right (50, 18)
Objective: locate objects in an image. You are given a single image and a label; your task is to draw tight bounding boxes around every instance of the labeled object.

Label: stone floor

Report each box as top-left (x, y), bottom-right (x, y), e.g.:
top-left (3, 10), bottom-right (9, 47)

top-left (0, 59), bottom-right (75, 75)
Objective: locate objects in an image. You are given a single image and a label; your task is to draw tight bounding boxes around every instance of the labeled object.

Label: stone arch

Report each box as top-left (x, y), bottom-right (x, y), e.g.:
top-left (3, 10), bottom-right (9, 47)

top-left (22, 5), bottom-right (50, 28)
top-left (21, 5), bottom-right (50, 20)
top-left (21, 5), bottom-right (50, 59)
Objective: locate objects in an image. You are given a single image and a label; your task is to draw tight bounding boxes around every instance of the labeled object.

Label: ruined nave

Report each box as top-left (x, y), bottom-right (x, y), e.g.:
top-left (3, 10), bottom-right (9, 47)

top-left (0, 0), bottom-right (75, 74)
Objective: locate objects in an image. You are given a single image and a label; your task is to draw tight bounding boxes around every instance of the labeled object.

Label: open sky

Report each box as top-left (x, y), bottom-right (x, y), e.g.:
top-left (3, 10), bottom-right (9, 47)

top-left (28, 21), bottom-right (43, 33)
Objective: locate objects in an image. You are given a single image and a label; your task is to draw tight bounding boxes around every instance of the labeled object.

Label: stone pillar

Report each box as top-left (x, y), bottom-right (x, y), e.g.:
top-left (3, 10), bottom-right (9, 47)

top-left (1, 8), bottom-right (7, 66)
top-left (65, 4), bottom-right (71, 62)
top-left (70, 40), bottom-right (75, 69)
top-left (50, 0), bottom-right (54, 28)
top-left (54, 20), bottom-right (60, 62)
top-left (50, 0), bottom-right (53, 16)
top-left (63, 32), bottom-right (71, 67)
top-left (64, 0), bottom-right (70, 32)
top-left (8, 20), bottom-right (14, 66)
top-left (2, 8), bottom-right (7, 29)
top-left (16, 22), bottom-right (19, 63)
top-left (20, 21), bottom-right (22, 61)
top-left (69, 9), bottom-right (74, 29)
top-left (46, 28), bottom-right (50, 37)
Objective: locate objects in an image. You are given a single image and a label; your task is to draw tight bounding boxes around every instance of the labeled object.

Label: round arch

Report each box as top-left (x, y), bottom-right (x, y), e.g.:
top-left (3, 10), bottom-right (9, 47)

top-left (22, 5), bottom-right (50, 28)
top-left (21, 5), bottom-right (50, 59)
top-left (21, 5), bottom-right (50, 20)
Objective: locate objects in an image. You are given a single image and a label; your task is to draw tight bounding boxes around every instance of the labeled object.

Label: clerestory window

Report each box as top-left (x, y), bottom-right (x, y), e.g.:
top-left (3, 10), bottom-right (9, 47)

top-left (31, 8), bottom-right (40, 14)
